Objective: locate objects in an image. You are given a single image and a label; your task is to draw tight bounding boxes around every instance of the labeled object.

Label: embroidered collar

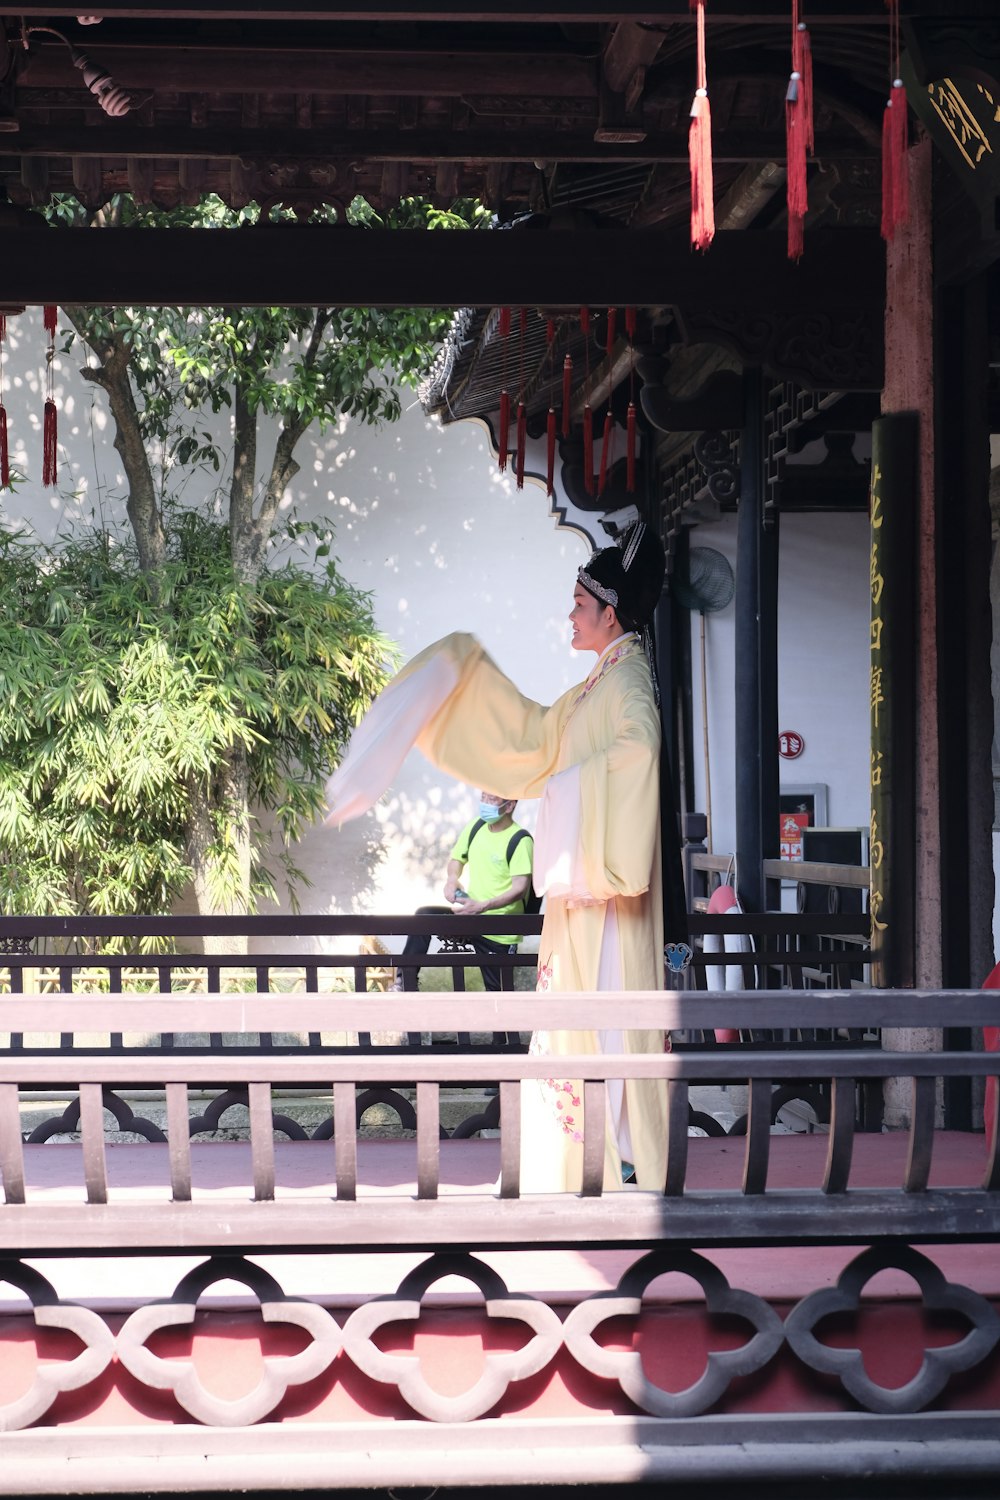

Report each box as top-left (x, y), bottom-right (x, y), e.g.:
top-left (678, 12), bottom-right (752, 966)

top-left (570, 634), bottom-right (639, 713)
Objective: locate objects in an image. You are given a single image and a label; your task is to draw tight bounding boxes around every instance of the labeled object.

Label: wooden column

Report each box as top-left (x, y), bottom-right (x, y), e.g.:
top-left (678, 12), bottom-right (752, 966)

top-left (734, 367), bottom-right (779, 913)
top-left (881, 137), bottom-right (940, 1126)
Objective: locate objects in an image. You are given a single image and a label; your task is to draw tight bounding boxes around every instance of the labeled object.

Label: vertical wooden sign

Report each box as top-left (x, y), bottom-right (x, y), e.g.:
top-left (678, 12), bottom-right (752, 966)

top-left (869, 413), bottom-right (917, 987)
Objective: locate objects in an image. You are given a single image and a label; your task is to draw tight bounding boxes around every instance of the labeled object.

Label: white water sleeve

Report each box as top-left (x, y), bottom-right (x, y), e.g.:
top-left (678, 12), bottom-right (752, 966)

top-left (324, 654), bottom-right (459, 827)
top-left (532, 764), bottom-right (593, 900)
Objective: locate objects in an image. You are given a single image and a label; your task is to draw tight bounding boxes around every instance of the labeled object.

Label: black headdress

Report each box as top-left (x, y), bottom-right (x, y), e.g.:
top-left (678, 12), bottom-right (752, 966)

top-left (577, 520), bottom-right (665, 700)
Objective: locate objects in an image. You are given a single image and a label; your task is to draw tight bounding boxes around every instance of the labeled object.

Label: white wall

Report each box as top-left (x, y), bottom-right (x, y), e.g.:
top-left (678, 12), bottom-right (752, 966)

top-left (687, 511), bottom-right (871, 863)
top-left (0, 312), bottom-right (591, 947)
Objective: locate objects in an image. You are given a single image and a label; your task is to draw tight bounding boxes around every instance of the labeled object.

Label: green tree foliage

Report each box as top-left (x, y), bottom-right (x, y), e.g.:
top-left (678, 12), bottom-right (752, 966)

top-left (5, 190), bottom-right (485, 920)
top-left (0, 515), bottom-right (392, 920)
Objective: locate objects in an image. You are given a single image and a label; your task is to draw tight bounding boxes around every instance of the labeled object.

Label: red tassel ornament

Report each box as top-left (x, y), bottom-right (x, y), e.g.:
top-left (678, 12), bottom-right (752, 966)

top-left (561, 354), bottom-right (573, 439)
top-left (881, 0), bottom-right (909, 242)
top-left (498, 389), bottom-right (510, 472)
top-left (881, 79), bottom-right (909, 241)
top-left (597, 410), bottom-right (614, 497)
top-left (626, 401), bottom-right (636, 494)
top-left (43, 304), bottom-right (57, 337)
top-left (43, 399), bottom-right (57, 487)
top-left (583, 404), bottom-right (594, 497)
top-left (689, 0), bottom-right (715, 252)
top-left (515, 400), bottom-right (527, 490)
top-left (605, 307), bottom-right (617, 357)
top-left (546, 407), bottom-right (556, 497)
top-left (785, 7), bottom-right (814, 261)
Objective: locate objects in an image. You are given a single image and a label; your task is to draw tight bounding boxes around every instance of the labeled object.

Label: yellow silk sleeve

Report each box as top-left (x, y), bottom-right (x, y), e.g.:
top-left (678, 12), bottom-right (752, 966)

top-left (409, 632), bottom-right (578, 801)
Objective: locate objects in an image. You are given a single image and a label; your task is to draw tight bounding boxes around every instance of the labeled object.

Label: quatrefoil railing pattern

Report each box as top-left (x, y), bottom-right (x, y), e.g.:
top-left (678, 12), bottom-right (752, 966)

top-left (1, 1245), bottom-right (997, 1430)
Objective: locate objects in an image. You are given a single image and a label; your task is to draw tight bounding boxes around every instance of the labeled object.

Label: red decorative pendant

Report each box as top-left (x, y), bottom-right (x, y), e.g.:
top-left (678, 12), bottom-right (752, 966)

top-left (43, 398), bottom-right (57, 487)
top-left (689, 0), bottom-right (715, 252)
top-left (626, 401), bottom-right (637, 494)
top-left (546, 407), bottom-right (556, 497)
top-left (0, 404), bottom-right (9, 489)
top-left (881, 80), bottom-right (909, 241)
top-left (515, 400), bottom-right (527, 490)
top-left (498, 389), bottom-right (510, 472)
top-left (597, 410), bottom-right (614, 497)
top-left (583, 403), bottom-right (594, 496)
top-left (561, 355), bottom-right (573, 439)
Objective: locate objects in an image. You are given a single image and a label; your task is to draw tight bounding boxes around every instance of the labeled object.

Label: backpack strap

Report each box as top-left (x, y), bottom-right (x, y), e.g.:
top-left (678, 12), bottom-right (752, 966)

top-left (458, 818), bottom-right (485, 861)
top-left (505, 827), bottom-right (531, 865)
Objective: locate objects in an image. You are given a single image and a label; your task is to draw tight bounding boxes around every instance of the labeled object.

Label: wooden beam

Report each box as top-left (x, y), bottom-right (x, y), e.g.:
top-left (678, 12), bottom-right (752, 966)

top-left (0, 125), bottom-right (879, 164)
top-left (0, 224), bottom-right (883, 309)
top-left (602, 21), bottom-right (666, 93)
top-left (11, 3), bottom-right (966, 24)
top-left (20, 44), bottom-right (597, 98)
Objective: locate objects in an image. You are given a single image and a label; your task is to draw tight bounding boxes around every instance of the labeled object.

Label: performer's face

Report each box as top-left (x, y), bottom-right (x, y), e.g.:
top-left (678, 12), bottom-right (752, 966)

top-left (570, 584), bottom-right (616, 654)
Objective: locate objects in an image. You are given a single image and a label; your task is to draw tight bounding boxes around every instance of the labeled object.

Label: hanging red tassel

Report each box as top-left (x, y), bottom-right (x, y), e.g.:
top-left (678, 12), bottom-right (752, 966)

top-left (583, 404), bottom-right (594, 496)
top-left (881, 0), bottom-right (909, 242)
top-left (881, 80), bottom-right (909, 241)
top-left (546, 407), bottom-right (556, 497)
top-left (0, 405), bottom-right (9, 490)
top-left (0, 314), bottom-right (6, 343)
top-left (515, 400), bottom-right (527, 490)
top-left (561, 354), bottom-right (573, 439)
top-left (605, 308), bottom-right (617, 358)
top-left (579, 306), bottom-right (590, 335)
top-left (626, 401), bottom-right (636, 494)
top-left (597, 410), bottom-right (614, 497)
top-left (43, 304), bottom-right (57, 337)
top-left (689, 0), bottom-right (715, 252)
top-left (800, 22), bottom-right (814, 154)
top-left (498, 389), bottom-right (510, 472)
top-left (498, 306), bottom-right (511, 339)
top-left (785, 4), bottom-right (809, 262)
top-left (43, 399), bottom-right (57, 487)
top-left (625, 306), bottom-right (637, 340)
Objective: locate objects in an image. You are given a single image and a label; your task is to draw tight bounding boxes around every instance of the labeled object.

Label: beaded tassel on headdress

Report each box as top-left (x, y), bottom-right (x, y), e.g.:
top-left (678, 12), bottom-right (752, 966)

top-left (42, 304), bottom-right (58, 488)
top-left (597, 308), bottom-right (617, 497)
top-left (515, 308), bottom-right (528, 490)
top-left (625, 307), bottom-right (637, 494)
top-left (689, 0), bottom-right (715, 252)
top-left (580, 306), bottom-right (594, 496)
top-left (881, 0), bottom-right (909, 241)
top-left (497, 306), bottom-right (511, 472)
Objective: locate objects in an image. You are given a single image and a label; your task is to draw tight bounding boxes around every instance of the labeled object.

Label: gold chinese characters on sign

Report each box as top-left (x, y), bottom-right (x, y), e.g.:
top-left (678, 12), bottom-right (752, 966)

top-left (926, 79), bottom-right (995, 173)
top-left (870, 462), bottom-right (887, 936)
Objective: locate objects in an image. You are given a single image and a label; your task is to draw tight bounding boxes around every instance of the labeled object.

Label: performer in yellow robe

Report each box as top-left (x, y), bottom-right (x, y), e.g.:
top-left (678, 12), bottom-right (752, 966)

top-left (326, 521), bottom-right (668, 1193)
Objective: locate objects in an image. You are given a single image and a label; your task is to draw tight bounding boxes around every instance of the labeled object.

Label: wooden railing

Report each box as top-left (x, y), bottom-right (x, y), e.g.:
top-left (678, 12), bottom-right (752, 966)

top-left (1, 987), bottom-right (998, 1483)
top-left (1, 989), bottom-right (996, 1245)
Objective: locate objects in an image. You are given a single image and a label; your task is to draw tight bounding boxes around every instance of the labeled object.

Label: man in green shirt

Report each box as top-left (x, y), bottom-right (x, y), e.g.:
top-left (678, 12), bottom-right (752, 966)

top-left (395, 791), bottom-right (534, 992)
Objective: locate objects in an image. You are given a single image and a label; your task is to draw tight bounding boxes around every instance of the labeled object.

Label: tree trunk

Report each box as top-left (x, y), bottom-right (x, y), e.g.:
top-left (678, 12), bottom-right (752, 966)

top-left (186, 746), bottom-right (252, 957)
top-left (63, 310), bottom-right (166, 577)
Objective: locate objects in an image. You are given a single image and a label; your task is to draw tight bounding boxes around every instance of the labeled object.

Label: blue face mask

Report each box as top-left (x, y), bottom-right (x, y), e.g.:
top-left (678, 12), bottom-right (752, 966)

top-left (479, 801), bottom-right (503, 822)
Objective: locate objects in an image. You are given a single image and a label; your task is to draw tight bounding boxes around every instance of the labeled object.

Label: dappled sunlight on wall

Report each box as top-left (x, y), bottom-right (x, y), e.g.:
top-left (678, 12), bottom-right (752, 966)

top-left (1, 311), bottom-right (587, 934)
